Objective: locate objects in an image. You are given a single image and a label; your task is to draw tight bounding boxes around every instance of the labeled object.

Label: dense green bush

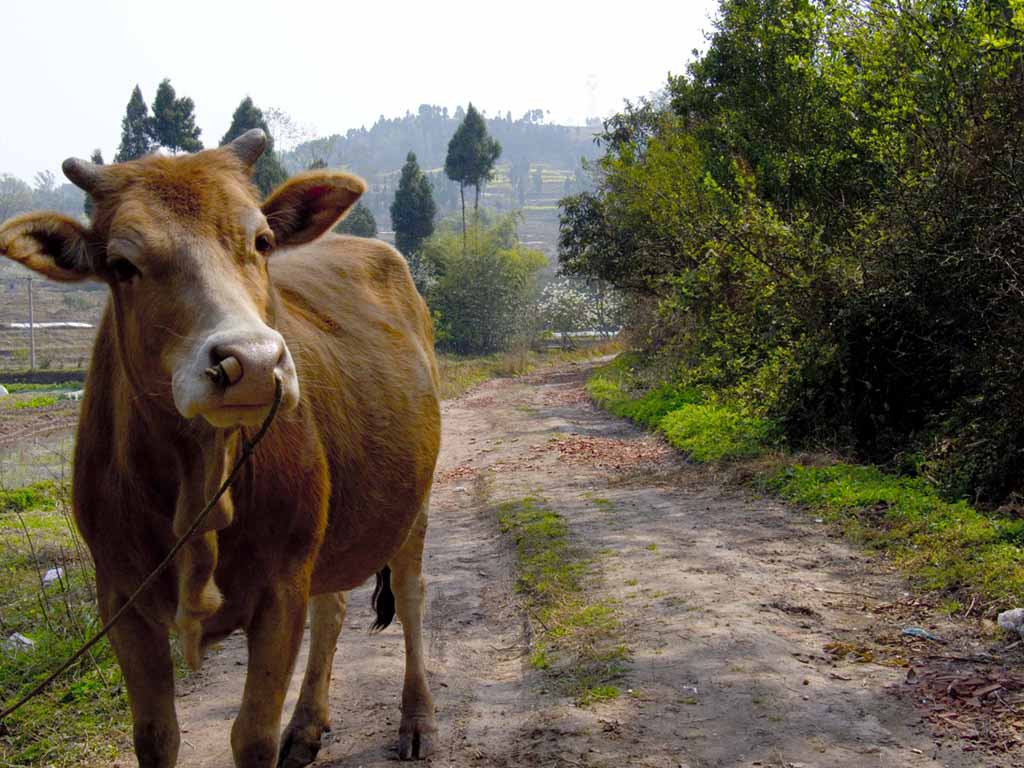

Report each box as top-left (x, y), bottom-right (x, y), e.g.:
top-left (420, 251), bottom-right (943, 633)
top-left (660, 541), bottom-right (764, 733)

top-left (561, 0), bottom-right (1024, 504)
top-left (420, 215), bottom-right (547, 355)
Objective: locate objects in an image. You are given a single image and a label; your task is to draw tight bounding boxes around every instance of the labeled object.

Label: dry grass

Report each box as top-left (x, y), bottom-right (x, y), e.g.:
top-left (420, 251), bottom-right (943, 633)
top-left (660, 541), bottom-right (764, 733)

top-left (437, 340), bottom-right (619, 401)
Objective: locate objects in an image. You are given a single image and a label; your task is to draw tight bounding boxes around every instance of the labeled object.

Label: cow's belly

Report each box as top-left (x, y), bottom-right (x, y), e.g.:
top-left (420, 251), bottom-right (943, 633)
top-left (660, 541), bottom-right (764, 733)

top-left (309, 486), bottom-right (428, 593)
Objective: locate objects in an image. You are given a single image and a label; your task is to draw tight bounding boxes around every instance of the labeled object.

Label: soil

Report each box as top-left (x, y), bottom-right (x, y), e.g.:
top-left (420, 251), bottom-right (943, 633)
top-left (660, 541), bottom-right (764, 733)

top-left (155, 361), bottom-right (1021, 767)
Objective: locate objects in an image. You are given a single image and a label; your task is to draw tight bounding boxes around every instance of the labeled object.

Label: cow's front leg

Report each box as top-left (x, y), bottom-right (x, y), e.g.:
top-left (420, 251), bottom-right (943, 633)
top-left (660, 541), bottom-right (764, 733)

top-left (390, 508), bottom-right (436, 760)
top-left (278, 591), bottom-right (347, 768)
top-left (102, 593), bottom-right (180, 768)
top-left (231, 585), bottom-right (307, 767)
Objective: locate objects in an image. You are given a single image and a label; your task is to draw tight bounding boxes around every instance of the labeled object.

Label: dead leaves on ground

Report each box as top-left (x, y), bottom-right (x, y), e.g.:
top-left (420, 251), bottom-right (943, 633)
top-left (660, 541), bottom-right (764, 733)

top-left (902, 660), bottom-right (1024, 754)
top-left (553, 434), bottom-right (672, 470)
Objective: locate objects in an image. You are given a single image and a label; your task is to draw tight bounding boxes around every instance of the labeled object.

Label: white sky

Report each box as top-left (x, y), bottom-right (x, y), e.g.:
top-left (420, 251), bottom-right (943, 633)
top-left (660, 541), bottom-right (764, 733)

top-left (0, 0), bottom-right (719, 181)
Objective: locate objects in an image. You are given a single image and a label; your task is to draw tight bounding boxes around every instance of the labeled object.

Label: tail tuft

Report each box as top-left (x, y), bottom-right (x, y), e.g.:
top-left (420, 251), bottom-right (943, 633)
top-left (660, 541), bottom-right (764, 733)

top-left (370, 566), bottom-right (395, 632)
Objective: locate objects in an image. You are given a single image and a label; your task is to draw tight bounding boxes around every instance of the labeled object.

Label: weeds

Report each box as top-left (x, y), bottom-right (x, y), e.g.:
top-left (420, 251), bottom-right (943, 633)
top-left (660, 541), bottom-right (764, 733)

top-left (0, 477), bottom-right (128, 766)
top-left (497, 496), bottom-right (627, 705)
top-left (0, 482), bottom-right (59, 514)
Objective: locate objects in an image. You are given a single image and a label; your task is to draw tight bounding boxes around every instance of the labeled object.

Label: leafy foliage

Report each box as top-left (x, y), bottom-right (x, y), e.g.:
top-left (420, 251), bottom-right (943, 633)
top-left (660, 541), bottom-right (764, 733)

top-left (421, 216), bottom-right (546, 354)
top-left (562, 0), bottom-right (1024, 504)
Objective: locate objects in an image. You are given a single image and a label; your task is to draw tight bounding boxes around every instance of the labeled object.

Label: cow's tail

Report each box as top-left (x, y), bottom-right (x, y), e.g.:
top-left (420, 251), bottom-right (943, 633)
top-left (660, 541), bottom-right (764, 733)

top-left (370, 566), bottom-right (396, 632)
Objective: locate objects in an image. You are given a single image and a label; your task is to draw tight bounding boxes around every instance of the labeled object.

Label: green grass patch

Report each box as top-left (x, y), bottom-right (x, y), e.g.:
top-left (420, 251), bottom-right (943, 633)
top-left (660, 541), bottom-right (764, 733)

top-left (587, 357), bottom-right (775, 460)
top-left (0, 481), bottom-right (60, 515)
top-left (0, 482), bottom-right (129, 766)
top-left (497, 497), bottom-right (627, 705)
top-left (12, 395), bottom-right (60, 410)
top-left (586, 356), bottom-right (701, 429)
top-left (659, 404), bottom-right (775, 461)
top-left (761, 464), bottom-right (1024, 608)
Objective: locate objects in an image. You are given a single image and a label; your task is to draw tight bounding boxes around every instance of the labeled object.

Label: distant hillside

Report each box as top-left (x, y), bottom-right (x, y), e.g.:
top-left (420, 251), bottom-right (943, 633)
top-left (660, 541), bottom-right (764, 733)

top-left (281, 105), bottom-right (601, 259)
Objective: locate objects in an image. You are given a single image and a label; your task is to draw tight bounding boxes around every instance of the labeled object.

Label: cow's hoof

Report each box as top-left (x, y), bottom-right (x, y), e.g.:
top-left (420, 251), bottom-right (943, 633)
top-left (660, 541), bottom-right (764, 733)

top-left (276, 725), bottom-right (323, 768)
top-left (398, 715), bottom-right (436, 760)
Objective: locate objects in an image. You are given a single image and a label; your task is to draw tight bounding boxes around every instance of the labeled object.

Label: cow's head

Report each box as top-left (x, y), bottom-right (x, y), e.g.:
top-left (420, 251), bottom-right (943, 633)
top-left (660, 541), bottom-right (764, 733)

top-left (0, 131), bottom-right (364, 428)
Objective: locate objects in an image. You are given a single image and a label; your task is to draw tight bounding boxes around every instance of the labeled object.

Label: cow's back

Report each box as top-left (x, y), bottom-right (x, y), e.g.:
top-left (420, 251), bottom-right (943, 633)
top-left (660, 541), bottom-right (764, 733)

top-left (270, 235), bottom-right (440, 592)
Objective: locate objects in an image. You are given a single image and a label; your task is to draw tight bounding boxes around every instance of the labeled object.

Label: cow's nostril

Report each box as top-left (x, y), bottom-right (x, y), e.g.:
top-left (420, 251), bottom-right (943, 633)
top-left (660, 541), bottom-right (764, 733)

top-left (205, 356), bottom-right (243, 388)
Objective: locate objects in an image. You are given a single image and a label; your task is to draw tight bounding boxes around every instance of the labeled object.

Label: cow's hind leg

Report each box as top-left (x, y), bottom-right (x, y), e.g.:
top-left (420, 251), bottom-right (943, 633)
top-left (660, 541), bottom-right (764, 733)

top-left (390, 508), bottom-right (436, 760)
top-left (277, 591), bottom-right (347, 768)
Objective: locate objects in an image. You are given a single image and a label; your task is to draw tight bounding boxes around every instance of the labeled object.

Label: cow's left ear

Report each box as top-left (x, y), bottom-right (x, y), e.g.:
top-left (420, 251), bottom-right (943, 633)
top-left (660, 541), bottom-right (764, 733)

top-left (262, 171), bottom-right (366, 247)
top-left (0, 212), bottom-right (97, 282)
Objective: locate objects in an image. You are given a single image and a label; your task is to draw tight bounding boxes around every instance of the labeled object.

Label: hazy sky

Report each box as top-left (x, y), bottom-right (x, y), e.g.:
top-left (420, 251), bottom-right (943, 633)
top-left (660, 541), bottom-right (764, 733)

top-left (1, 0), bottom-right (719, 181)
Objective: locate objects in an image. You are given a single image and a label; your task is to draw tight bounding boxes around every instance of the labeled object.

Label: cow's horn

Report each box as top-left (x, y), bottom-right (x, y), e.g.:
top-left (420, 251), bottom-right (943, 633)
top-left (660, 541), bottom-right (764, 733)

top-left (62, 158), bottom-right (104, 194)
top-left (226, 129), bottom-right (267, 168)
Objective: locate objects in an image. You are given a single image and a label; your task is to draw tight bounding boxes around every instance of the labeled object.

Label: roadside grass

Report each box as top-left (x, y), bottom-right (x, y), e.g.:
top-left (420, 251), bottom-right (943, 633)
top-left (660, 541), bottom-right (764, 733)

top-left (587, 356), bottom-right (1024, 614)
top-left (437, 340), bottom-right (619, 401)
top-left (0, 481), bottom-right (128, 767)
top-left (586, 356), bottom-right (776, 461)
top-left (497, 496), bottom-right (627, 704)
top-left (760, 465), bottom-right (1024, 607)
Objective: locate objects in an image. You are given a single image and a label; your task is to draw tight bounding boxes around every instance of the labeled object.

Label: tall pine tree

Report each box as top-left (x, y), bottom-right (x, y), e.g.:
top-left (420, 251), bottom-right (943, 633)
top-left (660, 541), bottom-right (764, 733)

top-left (221, 96), bottom-right (288, 196)
top-left (114, 85), bottom-right (153, 162)
top-left (149, 79), bottom-right (202, 154)
top-left (391, 152), bottom-right (437, 256)
top-left (444, 103), bottom-right (501, 243)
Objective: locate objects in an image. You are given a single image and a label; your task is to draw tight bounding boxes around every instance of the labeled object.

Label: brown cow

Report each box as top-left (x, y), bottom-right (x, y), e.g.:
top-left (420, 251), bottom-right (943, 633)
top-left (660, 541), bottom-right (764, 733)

top-left (0, 130), bottom-right (441, 767)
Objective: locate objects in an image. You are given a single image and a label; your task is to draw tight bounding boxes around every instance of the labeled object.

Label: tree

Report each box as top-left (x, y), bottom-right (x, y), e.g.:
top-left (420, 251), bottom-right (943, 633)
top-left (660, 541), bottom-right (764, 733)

top-left (334, 202), bottom-right (377, 237)
top-left (444, 103), bottom-right (502, 243)
top-left (83, 149), bottom-right (103, 219)
top-left (149, 79), bottom-right (202, 154)
top-left (221, 96), bottom-right (288, 196)
top-left (390, 152), bottom-right (436, 257)
top-left (115, 85), bottom-right (153, 162)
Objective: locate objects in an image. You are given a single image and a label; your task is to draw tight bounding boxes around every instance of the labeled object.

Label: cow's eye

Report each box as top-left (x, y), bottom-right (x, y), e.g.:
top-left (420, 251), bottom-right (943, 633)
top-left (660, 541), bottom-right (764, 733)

top-left (109, 258), bottom-right (140, 283)
top-left (255, 233), bottom-right (274, 255)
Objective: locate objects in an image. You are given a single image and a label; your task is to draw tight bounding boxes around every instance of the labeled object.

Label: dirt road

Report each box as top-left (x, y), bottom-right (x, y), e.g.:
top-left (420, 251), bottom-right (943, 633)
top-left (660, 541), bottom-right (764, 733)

top-left (170, 362), bottom-right (1009, 768)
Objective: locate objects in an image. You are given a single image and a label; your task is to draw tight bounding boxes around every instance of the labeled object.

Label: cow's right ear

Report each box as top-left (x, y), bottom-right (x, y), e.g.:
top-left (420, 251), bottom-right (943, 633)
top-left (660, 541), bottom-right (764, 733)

top-left (0, 213), bottom-right (97, 282)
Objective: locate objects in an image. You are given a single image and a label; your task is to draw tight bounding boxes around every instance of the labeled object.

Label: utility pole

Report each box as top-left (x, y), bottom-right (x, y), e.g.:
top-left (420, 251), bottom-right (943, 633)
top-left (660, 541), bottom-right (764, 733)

top-left (27, 277), bottom-right (35, 371)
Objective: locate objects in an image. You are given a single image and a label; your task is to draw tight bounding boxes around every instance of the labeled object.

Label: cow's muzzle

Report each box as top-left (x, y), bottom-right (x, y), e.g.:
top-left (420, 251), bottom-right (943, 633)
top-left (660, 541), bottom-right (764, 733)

top-left (173, 328), bottom-right (300, 427)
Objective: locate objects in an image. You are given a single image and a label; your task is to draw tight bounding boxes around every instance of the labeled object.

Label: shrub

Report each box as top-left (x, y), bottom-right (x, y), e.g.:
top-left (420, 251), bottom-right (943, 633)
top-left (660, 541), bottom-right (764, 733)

top-left (421, 216), bottom-right (546, 355)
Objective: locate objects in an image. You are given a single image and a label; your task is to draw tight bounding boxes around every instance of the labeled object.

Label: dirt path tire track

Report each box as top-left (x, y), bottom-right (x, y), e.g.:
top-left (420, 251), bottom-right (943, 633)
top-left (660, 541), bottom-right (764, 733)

top-left (169, 361), bottom-right (1004, 768)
